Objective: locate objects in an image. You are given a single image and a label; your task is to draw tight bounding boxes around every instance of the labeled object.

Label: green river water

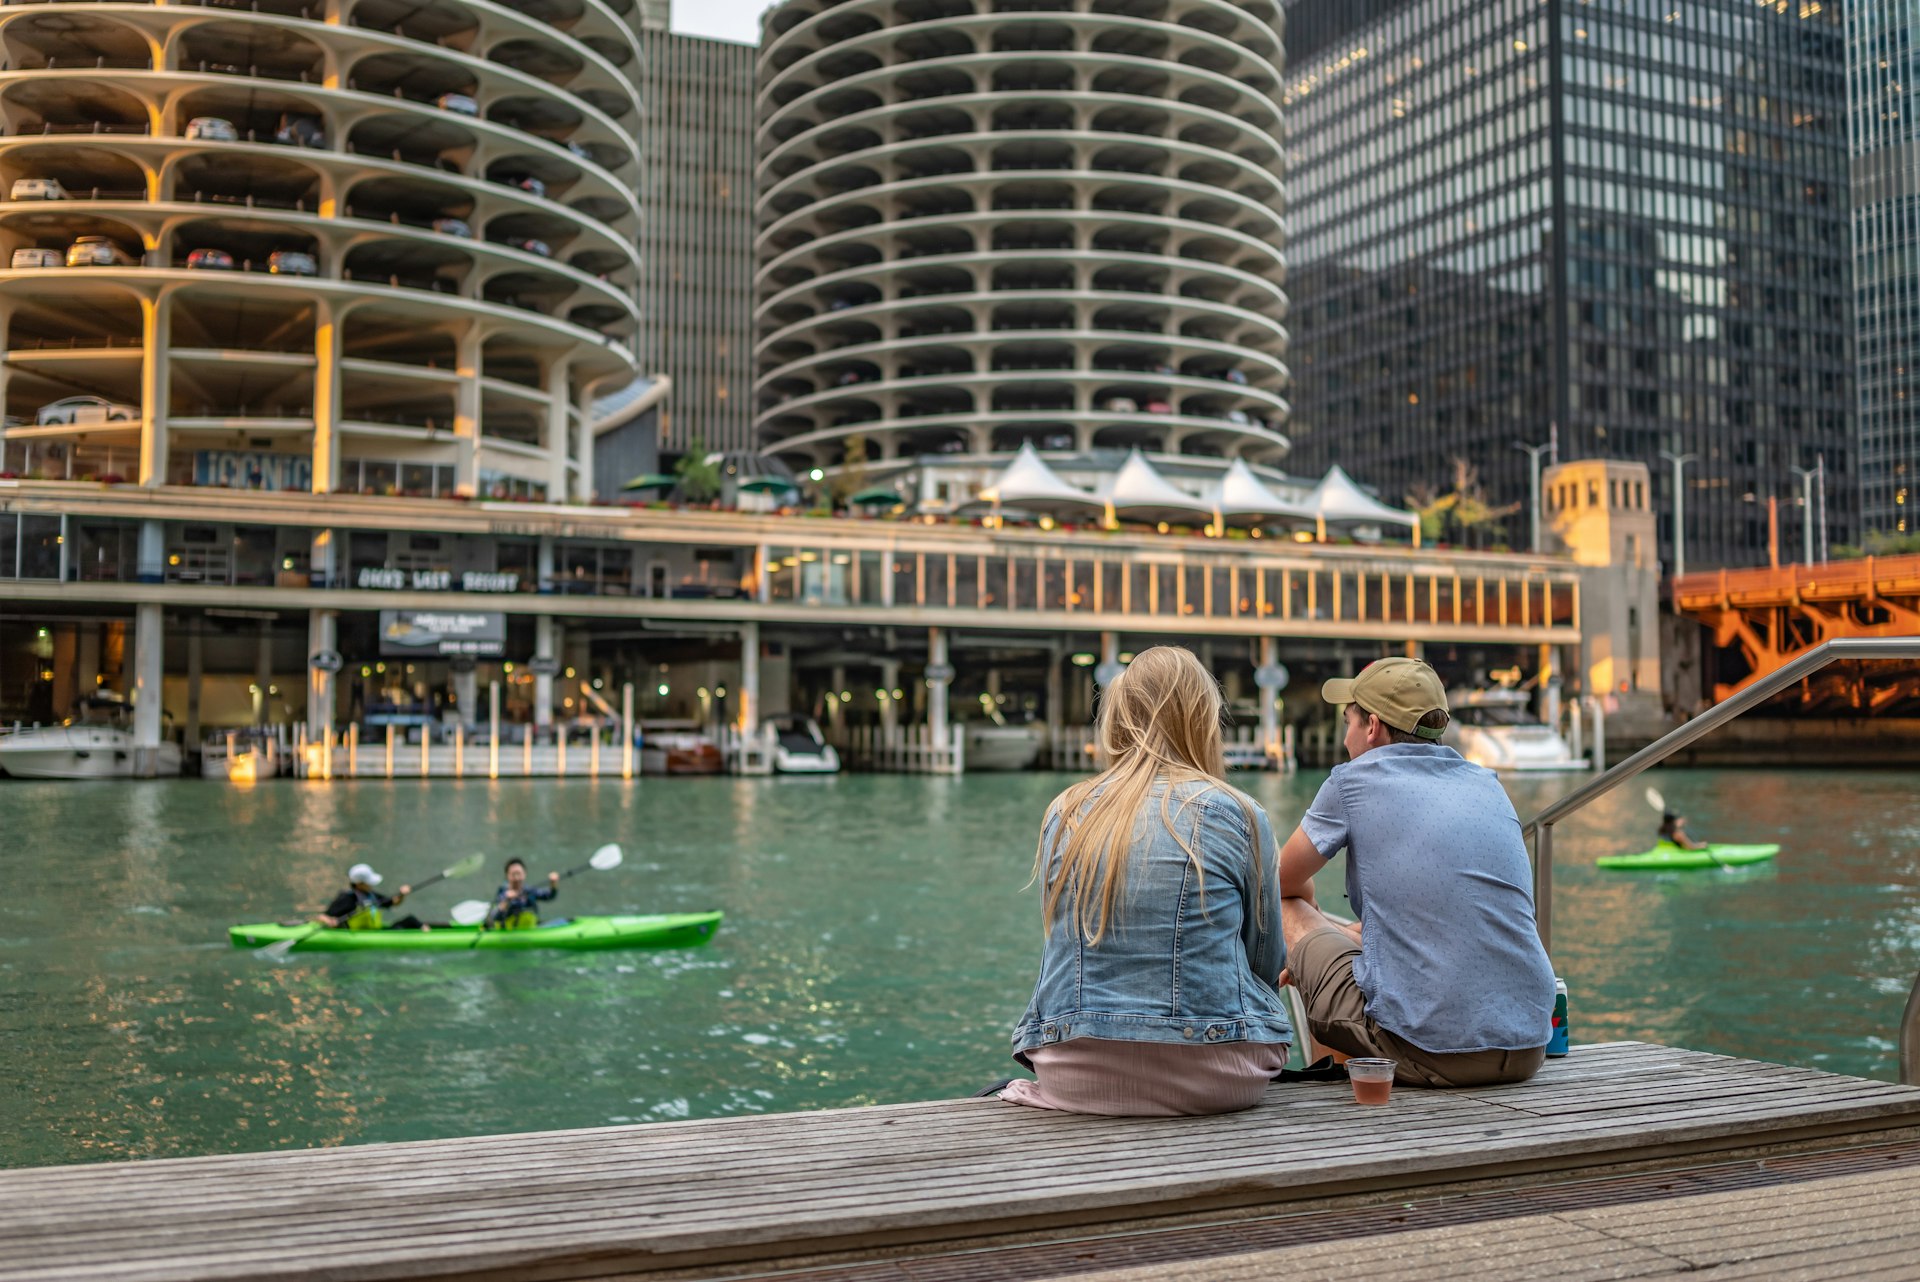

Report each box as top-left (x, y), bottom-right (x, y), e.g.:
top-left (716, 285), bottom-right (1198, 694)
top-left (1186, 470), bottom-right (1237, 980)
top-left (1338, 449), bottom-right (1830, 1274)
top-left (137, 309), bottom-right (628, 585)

top-left (3, 768), bottom-right (1918, 1168)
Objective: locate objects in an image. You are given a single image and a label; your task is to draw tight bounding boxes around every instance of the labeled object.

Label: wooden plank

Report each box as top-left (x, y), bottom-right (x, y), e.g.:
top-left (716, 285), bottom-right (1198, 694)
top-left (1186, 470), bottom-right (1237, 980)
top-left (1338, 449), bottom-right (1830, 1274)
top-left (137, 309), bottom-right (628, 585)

top-left (5, 1045), bottom-right (1920, 1282)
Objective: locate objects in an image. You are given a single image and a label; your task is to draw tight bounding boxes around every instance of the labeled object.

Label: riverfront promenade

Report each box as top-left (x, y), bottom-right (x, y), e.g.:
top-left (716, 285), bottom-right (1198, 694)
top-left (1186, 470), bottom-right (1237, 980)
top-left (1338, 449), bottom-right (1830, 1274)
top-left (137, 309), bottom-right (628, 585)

top-left (7, 1042), bottom-right (1920, 1281)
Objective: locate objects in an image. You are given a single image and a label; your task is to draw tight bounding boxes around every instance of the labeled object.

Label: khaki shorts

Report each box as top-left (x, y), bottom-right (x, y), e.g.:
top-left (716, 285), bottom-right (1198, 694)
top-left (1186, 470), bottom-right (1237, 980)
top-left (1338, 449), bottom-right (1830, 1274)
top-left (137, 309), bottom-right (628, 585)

top-left (1290, 926), bottom-right (1545, 1088)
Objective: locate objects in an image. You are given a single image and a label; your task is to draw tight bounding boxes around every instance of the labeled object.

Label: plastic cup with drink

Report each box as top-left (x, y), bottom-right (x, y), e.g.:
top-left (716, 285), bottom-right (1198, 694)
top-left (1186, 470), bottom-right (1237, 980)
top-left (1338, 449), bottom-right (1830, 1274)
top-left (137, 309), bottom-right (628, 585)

top-left (1347, 1058), bottom-right (1397, 1105)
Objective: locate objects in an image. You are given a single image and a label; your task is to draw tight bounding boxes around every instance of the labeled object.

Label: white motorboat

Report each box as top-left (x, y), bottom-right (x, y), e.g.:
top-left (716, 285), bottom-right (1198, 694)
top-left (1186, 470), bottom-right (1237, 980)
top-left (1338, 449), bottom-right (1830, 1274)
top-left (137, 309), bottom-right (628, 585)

top-left (0, 696), bottom-right (182, 779)
top-left (964, 721), bottom-right (1045, 771)
top-left (1444, 688), bottom-right (1585, 772)
top-left (765, 714), bottom-right (840, 774)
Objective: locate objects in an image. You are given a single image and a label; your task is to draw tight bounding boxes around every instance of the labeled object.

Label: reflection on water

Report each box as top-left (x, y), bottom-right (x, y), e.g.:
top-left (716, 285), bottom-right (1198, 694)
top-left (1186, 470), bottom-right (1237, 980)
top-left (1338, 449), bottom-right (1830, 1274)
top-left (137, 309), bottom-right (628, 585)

top-left (1, 767), bottom-right (1916, 1168)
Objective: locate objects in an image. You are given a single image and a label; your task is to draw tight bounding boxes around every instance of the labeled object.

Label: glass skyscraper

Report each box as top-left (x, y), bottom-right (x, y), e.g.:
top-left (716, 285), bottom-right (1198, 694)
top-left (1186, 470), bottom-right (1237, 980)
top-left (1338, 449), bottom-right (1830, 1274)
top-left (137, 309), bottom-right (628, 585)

top-left (1849, 2), bottom-right (1917, 536)
top-left (1285, 0), bottom-right (1854, 570)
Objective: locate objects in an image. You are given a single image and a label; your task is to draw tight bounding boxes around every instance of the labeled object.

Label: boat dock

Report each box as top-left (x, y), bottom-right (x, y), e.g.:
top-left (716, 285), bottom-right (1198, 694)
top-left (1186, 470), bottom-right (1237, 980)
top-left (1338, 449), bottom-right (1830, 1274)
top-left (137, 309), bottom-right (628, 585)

top-left (9, 1041), bottom-right (1920, 1282)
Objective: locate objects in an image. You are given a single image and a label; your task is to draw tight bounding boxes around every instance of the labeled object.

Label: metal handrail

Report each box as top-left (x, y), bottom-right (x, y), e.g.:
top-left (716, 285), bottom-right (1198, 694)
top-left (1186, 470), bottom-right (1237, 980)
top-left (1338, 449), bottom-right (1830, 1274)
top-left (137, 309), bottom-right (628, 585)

top-left (1524, 635), bottom-right (1920, 955)
top-left (1903, 972), bottom-right (1920, 1087)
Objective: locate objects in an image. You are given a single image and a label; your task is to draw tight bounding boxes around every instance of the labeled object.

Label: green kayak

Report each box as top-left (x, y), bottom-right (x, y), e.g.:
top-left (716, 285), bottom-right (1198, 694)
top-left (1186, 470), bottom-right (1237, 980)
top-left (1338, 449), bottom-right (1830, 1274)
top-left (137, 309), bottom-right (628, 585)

top-left (1597, 843), bottom-right (1779, 871)
top-left (229, 912), bottom-right (723, 954)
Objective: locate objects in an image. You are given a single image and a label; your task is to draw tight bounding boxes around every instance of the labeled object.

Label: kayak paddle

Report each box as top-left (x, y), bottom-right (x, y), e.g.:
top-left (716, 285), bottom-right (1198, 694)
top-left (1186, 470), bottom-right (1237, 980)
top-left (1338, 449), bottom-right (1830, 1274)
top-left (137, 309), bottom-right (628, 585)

top-left (263, 851), bottom-right (487, 959)
top-left (465, 843), bottom-right (624, 945)
top-left (562, 843), bottom-right (624, 879)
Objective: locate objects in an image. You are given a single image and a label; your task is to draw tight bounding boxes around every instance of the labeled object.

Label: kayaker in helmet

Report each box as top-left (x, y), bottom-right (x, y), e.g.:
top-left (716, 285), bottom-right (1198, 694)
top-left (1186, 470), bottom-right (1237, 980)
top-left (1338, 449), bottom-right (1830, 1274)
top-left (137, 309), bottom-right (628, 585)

top-left (1659, 812), bottom-right (1705, 851)
top-left (486, 857), bottom-right (559, 930)
top-left (316, 863), bottom-right (423, 930)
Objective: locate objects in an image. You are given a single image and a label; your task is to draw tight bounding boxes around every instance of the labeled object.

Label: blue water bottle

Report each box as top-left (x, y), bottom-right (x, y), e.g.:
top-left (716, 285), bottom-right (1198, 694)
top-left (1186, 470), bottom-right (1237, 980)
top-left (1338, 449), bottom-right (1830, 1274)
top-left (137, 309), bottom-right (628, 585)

top-left (1547, 977), bottom-right (1570, 1057)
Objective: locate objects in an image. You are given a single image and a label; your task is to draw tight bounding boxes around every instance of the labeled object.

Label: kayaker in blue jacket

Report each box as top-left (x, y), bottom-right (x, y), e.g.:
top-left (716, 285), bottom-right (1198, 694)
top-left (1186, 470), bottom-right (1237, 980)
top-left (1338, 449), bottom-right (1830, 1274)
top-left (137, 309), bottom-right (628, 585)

top-left (486, 858), bottom-right (559, 929)
top-left (316, 863), bottom-right (424, 930)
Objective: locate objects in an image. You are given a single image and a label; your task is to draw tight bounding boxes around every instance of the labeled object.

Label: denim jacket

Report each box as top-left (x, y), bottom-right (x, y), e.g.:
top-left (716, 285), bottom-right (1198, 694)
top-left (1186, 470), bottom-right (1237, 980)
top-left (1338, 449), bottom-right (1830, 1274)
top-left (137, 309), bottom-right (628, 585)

top-left (1011, 777), bottom-right (1292, 1064)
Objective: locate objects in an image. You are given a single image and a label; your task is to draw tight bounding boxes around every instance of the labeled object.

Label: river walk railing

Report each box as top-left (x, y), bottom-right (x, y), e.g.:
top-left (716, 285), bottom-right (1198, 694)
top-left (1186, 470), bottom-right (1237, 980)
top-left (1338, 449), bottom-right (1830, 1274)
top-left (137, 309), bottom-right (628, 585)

top-left (1521, 634), bottom-right (1920, 1085)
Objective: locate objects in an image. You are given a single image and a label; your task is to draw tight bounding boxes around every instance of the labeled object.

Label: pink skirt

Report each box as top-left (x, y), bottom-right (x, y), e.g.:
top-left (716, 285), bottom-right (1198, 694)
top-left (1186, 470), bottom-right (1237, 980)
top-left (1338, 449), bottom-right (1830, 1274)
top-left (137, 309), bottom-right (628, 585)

top-left (999, 1036), bottom-right (1290, 1117)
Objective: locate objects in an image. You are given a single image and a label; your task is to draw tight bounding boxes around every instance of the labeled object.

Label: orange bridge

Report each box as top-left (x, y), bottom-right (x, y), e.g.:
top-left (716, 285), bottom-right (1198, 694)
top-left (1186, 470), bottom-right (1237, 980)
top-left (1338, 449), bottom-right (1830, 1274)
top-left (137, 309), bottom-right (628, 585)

top-left (1673, 554), bottom-right (1920, 710)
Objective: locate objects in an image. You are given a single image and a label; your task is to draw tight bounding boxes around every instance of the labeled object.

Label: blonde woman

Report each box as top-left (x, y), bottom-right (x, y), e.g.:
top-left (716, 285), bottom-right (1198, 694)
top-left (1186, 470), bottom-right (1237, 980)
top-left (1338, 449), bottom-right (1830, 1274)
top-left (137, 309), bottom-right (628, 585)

top-left (1001, 646), bottom-right (1291, 1116)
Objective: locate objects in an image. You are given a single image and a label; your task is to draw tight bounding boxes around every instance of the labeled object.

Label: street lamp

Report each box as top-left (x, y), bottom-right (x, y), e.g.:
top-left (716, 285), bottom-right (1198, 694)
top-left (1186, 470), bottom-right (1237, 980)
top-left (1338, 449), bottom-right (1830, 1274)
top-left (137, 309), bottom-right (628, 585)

top-left (1658, 450), bottom-right (1697, 580)
top-left (1513, 439), bottom-right (1557, 553)
top-left (1790, 458), bottom-right (1825, 566)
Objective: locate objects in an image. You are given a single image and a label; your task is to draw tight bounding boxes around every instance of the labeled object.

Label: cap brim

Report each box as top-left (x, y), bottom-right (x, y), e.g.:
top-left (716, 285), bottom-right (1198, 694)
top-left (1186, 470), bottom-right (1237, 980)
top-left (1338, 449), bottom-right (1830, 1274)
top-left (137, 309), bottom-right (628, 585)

top-left (1321, 677), bottom-right (1357, 705)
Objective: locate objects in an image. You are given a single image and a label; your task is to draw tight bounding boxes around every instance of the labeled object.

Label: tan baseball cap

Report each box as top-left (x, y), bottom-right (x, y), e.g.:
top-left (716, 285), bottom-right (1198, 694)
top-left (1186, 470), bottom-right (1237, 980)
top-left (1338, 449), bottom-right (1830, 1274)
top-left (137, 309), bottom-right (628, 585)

top-left (1321, 658), bottom-right (1449, 740)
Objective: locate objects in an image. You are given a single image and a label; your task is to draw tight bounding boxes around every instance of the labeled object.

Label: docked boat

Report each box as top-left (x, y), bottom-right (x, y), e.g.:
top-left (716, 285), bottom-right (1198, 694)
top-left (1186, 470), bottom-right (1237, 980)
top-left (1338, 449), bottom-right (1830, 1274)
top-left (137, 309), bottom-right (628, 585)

top-left (639, 721), bottom-right (723, 775)
top-left (0, 694), bottom-right (182, 779)
top-left (964, 721), bottom-right (1046, 771)
top-left (765, 714), bottom-right (839, 773)
top-left (1598, 842), bottom-right (1780, 871)
top-left (229, 912), bottom-right (724, 953)
top-left (1444, 688), bottom-right (1584, 772)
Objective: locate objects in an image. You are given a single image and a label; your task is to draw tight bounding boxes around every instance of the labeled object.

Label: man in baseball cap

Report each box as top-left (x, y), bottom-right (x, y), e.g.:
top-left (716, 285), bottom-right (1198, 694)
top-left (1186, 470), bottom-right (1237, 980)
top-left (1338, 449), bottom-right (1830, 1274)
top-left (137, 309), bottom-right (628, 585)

top-left (315, 862), bottom-right (415, 931)
top-left (1271, 657), bottom-right (1556, 1089)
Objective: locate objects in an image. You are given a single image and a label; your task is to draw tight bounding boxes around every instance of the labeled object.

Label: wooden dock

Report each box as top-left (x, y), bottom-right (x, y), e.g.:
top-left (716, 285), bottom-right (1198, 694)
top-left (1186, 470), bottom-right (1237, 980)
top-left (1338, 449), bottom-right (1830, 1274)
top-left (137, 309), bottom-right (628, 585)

top-left (6, 1042), bottom-right (1920, 1282)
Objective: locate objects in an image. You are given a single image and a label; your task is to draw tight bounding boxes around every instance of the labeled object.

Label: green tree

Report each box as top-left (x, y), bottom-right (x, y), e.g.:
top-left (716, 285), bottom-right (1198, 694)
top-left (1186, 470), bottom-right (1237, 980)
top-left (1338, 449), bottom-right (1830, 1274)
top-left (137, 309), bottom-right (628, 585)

top-left (675, 434), bottom-right (722, 504)
top-left (1405, 459), bottom-right (1521, 549)
top-left (828, 432), bottom-right (870, 506)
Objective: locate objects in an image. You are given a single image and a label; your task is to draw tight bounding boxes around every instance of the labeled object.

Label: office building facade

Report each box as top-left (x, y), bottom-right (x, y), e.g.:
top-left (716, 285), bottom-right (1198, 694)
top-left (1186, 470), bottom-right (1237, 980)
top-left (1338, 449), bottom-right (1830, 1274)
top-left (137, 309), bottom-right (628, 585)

top-left (1849, 1), bottom-right (1918, 536)
top-left (638, 29), bottom-right (759, 456)
top-left (1284, 0), bottom-right (1854, 570)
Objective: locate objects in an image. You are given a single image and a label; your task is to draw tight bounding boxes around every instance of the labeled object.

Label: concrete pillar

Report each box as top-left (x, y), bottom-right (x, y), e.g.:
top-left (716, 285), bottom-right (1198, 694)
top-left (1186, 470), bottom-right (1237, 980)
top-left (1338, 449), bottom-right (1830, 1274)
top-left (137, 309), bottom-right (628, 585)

top-left (927, 626), bottom-right (950, 745)
top-left (137, 518), bottom-right (165, 583)
top-left (307, 609), bottom-right (337, 737)
top-left (1258, 635), bottom-right (1279, 755)
top-left (545, 352), bottom-right (573, 500)
top-left (537, 535), bottom-right (555, 594)
top-left (311, 528), bottom-right (337, 588)
top-left (452, 663), bottom-right (478, 727)
top-left (138, 293), bottom-right (171, 486)
top-left (252, 619), bottom-right (273, 724)
top-left (533, 614), bottom-right (556, 728)
top-left (828, 663), bottom-right (846, 730)
top-left (739, 621), bottom-right (760, 732)
top-left (50, 627), bottom-right (78, 718)
top-left (312, 298), bottom-right (343, 493)
top-left (76, 625), bottom-right (102, 698)
top-left (1045, 647), bottom-right (1063, 743)
top-left (453, 325), bottom-right (481, 497)
top-left (878, 658), bottom-right (900, 734)
top-left (185, 622), bottom-right (203, 748)
top-left (131, 603), bottom-right (164, 775)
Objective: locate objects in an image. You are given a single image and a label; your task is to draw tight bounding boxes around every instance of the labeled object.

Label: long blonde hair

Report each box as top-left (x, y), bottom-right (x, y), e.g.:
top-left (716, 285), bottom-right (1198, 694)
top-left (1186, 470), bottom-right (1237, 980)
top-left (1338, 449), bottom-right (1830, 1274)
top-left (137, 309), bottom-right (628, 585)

top-left (1035, 645), bottom-right (1261, 945)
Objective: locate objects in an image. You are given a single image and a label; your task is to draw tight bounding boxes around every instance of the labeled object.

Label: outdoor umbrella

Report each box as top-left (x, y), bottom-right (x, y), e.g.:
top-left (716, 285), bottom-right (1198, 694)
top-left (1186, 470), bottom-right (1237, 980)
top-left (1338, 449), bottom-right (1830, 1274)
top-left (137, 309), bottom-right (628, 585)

top-left (620, 472), bottom-right (678, 492)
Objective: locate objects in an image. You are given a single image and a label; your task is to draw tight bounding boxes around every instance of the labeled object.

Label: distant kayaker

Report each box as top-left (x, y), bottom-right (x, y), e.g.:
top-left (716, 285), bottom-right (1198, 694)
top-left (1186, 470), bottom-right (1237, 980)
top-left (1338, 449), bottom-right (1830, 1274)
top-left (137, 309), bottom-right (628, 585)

top-left (316, 863), bottom-right (423, 931)
top-left (486, 857), bottom-right (559, 930)
top-left (1660, 812), bottom-right (1705, 850)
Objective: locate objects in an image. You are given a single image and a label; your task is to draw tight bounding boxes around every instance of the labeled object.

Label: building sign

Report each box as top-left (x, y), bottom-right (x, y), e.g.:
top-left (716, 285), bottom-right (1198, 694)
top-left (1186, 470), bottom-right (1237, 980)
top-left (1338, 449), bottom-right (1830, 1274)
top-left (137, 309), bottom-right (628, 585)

top-left (356, 567), bottom-right (521, 593)
top-left (194, 450), bottom-right (312, 492)
top-left (379, 610), bottom-right (506, 657)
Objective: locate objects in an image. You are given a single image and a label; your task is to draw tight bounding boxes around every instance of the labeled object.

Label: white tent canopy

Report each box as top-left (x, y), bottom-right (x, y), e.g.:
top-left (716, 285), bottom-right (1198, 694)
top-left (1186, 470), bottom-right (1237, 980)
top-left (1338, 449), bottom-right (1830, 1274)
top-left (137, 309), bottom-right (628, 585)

top-left (1099, 449), bottom-right (1214, 521)
top-left (976, 443), bottom-right (1103, 511)
top-left (1308, 463), bottom-right (1419, 534)
top-left (1203, 457), bottom-right (1316, 524)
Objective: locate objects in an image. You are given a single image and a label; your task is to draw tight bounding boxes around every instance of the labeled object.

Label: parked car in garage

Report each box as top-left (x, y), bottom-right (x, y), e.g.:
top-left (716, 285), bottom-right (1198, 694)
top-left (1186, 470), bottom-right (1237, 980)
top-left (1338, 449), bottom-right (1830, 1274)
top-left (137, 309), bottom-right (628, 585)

top-left (497, 174), bottom-right (546, 198)
top-left (431, 217), bottom-right (471, 237)
top-left (1101, 396), bottom-right (1138, 412)
top-left (275, 114), bottom-right (324, 147)
top-left (505, 237), bottom-right (551, 257)
top-left (36, 395), bottom-right (139, 426)
top-left (436, 93), bottom-right (479, 116)
top-left (185, 248), bottom-right (235, 270)
top-left (11, 247), bottom-right (63, 268)
top-left (10, 177), bottom-right (67, 200)
top-left (67, 236), bottom-right (137, 267)
top-left (185, 116), bottom-right (238, 141)
top-left (268, 250), bottom-right (316, 275)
